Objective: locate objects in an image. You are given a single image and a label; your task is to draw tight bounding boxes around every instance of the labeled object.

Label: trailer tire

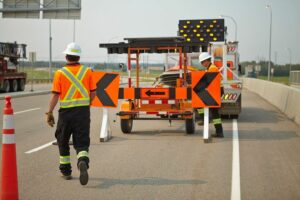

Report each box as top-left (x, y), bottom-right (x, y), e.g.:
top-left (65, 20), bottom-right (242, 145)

top-left (121, 119), bottom-right (133, 134)
top-left (231, 115), bottom-right (239, 119)
top-left (18, 79), bottom-right (25, 91)
top-left (185, 118), bottom-right (195, 134)
top-left (3, 80), bottom-right (10, 93)
top-left (10, 79), bottom-right (18, 92)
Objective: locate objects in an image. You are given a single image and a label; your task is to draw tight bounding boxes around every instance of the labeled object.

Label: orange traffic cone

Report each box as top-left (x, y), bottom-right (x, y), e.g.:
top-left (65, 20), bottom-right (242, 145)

top-left (1, 96), bottom-right (18, 200)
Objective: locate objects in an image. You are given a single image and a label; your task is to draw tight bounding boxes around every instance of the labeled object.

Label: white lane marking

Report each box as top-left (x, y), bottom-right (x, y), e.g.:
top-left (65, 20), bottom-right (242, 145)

top-left (231, 119), bottom-right (241, 200)
top-left (25, 140), bottom-right (56, 154)
top-left (15, 108), bottom-right (40, 115)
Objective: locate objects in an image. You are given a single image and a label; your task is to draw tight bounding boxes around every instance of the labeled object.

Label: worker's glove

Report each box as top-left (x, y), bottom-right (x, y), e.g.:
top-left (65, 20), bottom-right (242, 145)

top-left (45, 112), bottom-right (55, 127)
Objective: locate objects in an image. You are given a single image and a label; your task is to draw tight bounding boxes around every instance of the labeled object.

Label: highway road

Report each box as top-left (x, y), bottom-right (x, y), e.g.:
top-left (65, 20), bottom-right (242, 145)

top-left (0, 88), bottom-right (300, 200)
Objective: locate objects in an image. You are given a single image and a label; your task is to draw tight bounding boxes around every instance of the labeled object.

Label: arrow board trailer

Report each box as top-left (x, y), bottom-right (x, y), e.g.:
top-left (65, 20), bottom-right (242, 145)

top-left (100, 37), bottom-right (210, 134)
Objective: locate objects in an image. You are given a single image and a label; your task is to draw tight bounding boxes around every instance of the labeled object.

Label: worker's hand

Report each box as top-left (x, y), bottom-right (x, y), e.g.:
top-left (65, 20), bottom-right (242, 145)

top-left (45, 112), bottom-right (55, 127)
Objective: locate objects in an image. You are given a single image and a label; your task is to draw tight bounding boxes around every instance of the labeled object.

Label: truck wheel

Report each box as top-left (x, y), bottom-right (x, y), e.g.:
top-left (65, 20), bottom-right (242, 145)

top-left (185, 118), bottom-right (195, 134)
top-left (3, 80), bottom-right (10, 92)
top-left (121, 119), bottom-right (133, 134)
top-left (10, 79), bottom-right (18, 92)
top-left (18, 79), bottom-right (25, 91)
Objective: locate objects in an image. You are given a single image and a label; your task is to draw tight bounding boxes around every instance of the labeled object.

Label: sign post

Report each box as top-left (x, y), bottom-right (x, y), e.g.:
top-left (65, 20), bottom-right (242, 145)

top-left (29, 52), bottom-right (36, 92)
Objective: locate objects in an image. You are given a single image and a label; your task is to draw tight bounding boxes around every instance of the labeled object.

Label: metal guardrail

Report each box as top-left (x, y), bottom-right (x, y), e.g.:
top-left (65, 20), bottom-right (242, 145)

top-left (290, 71), bottom-right (300, 85)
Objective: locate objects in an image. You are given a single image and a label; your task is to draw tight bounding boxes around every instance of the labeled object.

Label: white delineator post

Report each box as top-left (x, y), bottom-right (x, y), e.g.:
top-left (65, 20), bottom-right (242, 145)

top-left (100, 108), bottom-right (112, 142)
top-left (203, 107), bottom-right (211, 143)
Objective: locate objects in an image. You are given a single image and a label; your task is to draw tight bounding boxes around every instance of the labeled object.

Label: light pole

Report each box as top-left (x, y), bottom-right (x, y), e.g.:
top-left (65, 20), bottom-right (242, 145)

top-left (266, 5), bottom-right (272, 81)
top-left (49, 19), bottom-right (52, 80)
top-left (73, 19), bottom-right (76, 42)
top-left (287, 48), bottom-right (292, 81)
top-left (219, 15), bottom-right (237, 41)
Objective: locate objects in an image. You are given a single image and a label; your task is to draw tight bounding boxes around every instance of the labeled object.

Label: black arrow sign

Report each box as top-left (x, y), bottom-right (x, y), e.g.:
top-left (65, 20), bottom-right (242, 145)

top-left (193, 72), bottom-right (219, 106)
top-left (96, 73), bottom-right (118, 107)
top-left (145, 90), bottom-right (165, 97)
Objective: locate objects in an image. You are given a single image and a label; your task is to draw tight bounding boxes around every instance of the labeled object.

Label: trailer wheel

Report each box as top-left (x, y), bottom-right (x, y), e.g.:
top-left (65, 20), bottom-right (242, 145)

top-left (185, 118), bottom-right (195, 134)
top-left (18, 79), bottom-right (25, 91)
top-left (121, 119), bottom-right (133, 134)
top-left (231, 115), bottom-right (239, 119)
top-left (3, 80), bottom-right (10, 92)
top-left (10, 79), bottom-right (18, 92)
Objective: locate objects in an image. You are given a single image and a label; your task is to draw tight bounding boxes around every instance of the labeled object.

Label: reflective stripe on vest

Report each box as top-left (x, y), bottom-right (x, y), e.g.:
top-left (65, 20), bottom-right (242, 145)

top-left (197, 108), bottom-right (204, 114)
top-left (77, 151), bottom-right (89, 159)
top-left (213, 118), bottom-right (222, 125)
top-left (59, 65), bottom-right (90, 108)
top-left (60, 156), bottom-right (71, 164)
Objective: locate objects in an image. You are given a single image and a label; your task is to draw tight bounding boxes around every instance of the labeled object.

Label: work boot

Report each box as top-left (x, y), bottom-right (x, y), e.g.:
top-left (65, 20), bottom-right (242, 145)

top-left (197, 120), bottom-right (204, 126)
top-left (61, 173), bottom-right (72, 180)
top-left (78, 161), bottom-right (89, 185)
top-left (215, 125), bottom-right (224, 138)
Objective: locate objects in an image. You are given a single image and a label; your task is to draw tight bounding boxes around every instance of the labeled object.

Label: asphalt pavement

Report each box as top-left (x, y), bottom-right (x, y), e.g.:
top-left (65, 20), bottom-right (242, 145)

top-left (0, 87), bottom-right (299, 200)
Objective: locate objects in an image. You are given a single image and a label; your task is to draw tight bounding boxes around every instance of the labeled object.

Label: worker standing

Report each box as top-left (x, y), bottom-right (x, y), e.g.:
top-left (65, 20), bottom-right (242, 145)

top-left (196, 52), bottom-right (224, 138)
top-left (46, 42), bottom-right (96, 185)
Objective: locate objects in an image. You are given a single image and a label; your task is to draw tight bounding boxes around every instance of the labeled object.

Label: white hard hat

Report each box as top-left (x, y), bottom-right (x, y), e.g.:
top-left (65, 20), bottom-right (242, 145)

top-left (63, 42), bottom-right (81, 56)
top-left (199, 52), bottom-right (212, 62)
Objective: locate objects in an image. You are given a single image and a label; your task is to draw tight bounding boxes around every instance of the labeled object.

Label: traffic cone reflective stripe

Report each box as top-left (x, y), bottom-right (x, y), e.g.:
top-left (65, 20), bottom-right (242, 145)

top-left (1, 96), bottom-right (19, 200)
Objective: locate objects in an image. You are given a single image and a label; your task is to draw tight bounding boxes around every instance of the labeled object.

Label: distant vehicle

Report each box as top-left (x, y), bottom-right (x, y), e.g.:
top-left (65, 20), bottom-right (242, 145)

top-left (0, 42), bottom-right (27, 92)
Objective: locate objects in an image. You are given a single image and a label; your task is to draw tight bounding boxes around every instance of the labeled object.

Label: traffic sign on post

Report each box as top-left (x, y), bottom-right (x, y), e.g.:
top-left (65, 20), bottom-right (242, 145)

top-left (191, 71), bottom-right (221, 108)
top-left (92, 72), bottom-right (120, 108)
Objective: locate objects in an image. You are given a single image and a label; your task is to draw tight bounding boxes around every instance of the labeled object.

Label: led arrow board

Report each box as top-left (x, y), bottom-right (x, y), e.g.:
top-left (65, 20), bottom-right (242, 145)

top-left (178, 19), bottom-right (225, 43)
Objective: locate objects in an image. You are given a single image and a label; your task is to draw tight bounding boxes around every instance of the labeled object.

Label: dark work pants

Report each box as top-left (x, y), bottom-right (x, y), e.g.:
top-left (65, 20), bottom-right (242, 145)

top-left (195, 108), bottom-right (223, 134)
top-left (55, 106), bottom-right (90, 175)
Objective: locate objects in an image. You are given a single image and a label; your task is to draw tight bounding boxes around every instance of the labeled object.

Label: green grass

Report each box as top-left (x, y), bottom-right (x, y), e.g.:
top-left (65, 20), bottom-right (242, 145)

top-left (257, 76), bottom-right (290, 85)
top-left (19, 67), bottom-right (60, 79)
top-left (19, 67), bottom-right (164, 80)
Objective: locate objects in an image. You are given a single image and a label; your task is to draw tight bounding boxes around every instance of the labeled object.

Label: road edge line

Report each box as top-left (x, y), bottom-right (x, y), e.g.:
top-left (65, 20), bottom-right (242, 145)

top-left (231, 119), bottom-right (241, 200)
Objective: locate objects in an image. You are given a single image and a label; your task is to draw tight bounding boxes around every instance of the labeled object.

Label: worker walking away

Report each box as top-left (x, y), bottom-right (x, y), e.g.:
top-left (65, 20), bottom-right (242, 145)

top-left (46, 42), bottom-right (96, 185)
top-left (196, 52), bottom-right (224, 138)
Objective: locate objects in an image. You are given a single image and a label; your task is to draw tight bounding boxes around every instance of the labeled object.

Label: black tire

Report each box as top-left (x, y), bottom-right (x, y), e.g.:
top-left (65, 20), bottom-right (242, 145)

top-left (18, 79), bottom-right (25, 91)
top-left (10, 79), bottom-right (18, 92)
top-left (3, 80), bottom-right (10, 92)
top-left (231, 115), bottom-right (239, 119)
top-left (185, 118), bottom-right (195, 134)
top-left (121, 119), bottom-right (133, 134)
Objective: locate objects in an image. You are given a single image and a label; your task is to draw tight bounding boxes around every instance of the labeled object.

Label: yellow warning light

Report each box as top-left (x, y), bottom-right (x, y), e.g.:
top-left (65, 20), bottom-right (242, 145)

top-left (196, 25), bottom-right (201, 28)
top-left (180, 30), bottom-right (184, 33)
top-left (210, 33), bottom-right (214, 37)
top-left (210, 24), bottom-right (214, 28)
top-left (187, 38), bottom-right (191, 42)
top-left (213, 20), bottom-right (217, 23)
top-left (200, 20), bottom-right (204, 24)
top-left (206, 29), bottom-right (211, 32)
top-left (200, 38), bottom-right (204, 41)
top-left (193, 29), bottom-right (197, 33)
top-left (196, 34), bottom-right (201, 37)
top-left (213, 37), bottom-right (218, 41)
top-left (183, 25), bottom-right (187, 29)
top-left (187, 21), bottom-right (191, 24)
top-left (183, 34), bottom-right (187, 37)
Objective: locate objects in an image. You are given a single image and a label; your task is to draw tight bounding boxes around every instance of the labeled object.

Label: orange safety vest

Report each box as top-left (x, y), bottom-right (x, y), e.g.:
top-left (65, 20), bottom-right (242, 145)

top-left (52, 64), bottom-right (96, 108)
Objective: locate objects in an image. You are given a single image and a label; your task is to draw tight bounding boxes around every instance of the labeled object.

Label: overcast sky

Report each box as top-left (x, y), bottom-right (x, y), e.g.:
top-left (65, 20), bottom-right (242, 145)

top-left (0, 0), bottom-right (299, 65)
